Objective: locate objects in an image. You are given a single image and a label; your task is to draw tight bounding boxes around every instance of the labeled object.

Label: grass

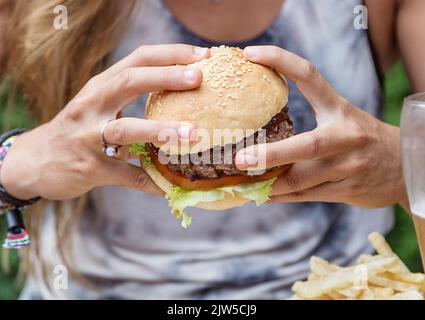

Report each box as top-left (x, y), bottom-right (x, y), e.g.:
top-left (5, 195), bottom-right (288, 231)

top-left (0, 62), bottom-right (422, 299)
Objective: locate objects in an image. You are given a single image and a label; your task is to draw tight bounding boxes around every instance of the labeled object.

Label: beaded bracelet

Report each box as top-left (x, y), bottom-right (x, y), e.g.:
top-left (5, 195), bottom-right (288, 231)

top-left (0, 129), bottom-right (39, 249)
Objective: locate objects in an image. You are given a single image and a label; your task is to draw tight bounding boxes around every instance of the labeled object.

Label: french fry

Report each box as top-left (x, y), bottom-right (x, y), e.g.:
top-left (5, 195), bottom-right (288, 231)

top-left (368, 232), bottom-right (411, 274)
top-left (290, 233), bottom-right (425, 300)
top-left (309, 256), bottom-right (364, 298)
top-left (382, 271), bottom-right (425, 288)
top-left (369, 274), bottom-right (418, 292)
top-left (390, 290), bottom-right (424, 300)
top-left (327, 291), bottom-right (346, 300)
top-left (338, 287), bottom-right (362, 299)
top-left (357, 254), bottom-right (374, 264)
top-left (359, 290), bottom-right (375, 300)
top-left (388, 272), bottom-right (425, 286)
top-left (315, 294), bottom-right (334, 300)
top-left (292, 257), bottom-right (397, 299)
top-left (360, 287), bottom-right (394, 300)
top-left (368, 287), bottom-right (394, 299)
top-left (368, 233), bottom-right (398, 257)
top-left (309, 256), bottom-right (339, 275)
top-left (289, 293), bottom-right (333, 300)
top-left (358, 254), bottom-right (425, 285)
top-left (308, 273), bottom-right (320, 281)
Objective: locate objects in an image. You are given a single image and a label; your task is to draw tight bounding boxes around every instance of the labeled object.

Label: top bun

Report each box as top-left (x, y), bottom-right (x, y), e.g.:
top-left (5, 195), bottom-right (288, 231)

top-left (145, 46), bottom-right (289, 155)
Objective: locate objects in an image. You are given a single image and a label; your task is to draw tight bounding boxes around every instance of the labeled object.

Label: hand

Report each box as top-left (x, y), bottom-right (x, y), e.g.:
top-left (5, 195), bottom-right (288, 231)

top-left (235, 45), bottom-right (408, 208)
top-left (0, 44), bottom-right (210, 201)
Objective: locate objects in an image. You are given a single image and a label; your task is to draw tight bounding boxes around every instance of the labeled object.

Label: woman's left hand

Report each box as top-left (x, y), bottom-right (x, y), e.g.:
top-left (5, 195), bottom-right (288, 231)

top-left (235, 45), bottom-right (408, 209)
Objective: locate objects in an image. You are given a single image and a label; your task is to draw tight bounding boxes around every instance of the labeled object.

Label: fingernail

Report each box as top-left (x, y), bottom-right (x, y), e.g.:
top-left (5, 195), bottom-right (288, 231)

top-left (184, 69), bottom-right (197, 82)
top-left (244, 47), bottom-right (259, 60)
top-left (237, 153), bottom-right (258, 168)
top-left (193, 47), bottom-right (208, 57)
top-left (189, 128), bottom-right (198, 142)
top-left (178, 125), bottom-right (194, 141)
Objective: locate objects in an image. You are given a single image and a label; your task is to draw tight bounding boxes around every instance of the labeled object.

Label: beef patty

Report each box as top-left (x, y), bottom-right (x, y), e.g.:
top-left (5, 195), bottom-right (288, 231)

top-left (150, 107), bottom-right (295, 180)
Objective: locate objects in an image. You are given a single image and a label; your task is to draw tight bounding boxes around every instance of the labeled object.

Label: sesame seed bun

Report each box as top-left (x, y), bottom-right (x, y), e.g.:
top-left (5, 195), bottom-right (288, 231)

top-left (145, 45), bottom-right (289, 155)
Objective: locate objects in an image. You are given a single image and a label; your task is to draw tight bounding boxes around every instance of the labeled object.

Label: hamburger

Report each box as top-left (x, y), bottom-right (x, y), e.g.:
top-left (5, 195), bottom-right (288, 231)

top-left (131, 46), bottom-right (294, 227)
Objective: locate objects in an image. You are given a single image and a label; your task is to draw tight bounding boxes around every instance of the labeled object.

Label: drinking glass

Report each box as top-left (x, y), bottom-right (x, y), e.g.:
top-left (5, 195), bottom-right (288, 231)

top-left (400, 92), bottom-right (425, 269)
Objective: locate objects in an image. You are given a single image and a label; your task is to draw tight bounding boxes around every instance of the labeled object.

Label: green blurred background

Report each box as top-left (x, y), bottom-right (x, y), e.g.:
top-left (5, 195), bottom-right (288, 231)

top-left (0, 62), bottom-right (422, 299)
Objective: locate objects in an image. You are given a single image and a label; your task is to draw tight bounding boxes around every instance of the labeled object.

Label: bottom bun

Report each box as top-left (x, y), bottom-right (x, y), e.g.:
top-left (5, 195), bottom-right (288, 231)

top-left (141, 157), bottom-right (250, 211)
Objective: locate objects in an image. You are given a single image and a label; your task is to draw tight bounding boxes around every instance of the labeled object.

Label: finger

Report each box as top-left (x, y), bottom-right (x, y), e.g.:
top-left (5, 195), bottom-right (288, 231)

top-left (104, 112), bottom-right (131, 161)
top-left (97, 65), bottom-right (203, 114)
top-left (243, 46), bottom-right (342, 115)
top-left (102, 159), bottom-right (165, 196)
top-left (271, 159), bottom-right (343, 196)
top-left (102, 117), bottom-right (196, 146)
top-left (99, 44), bottom-right (210, 80)
top-left (271, 181), bottom-right (343, 203)
top-left (236, 127), bottom-right (356, 169)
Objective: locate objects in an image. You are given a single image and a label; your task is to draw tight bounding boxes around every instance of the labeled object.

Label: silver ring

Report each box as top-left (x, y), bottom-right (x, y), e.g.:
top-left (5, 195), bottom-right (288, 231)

top-left (101, 120), bottom-right (121, 157)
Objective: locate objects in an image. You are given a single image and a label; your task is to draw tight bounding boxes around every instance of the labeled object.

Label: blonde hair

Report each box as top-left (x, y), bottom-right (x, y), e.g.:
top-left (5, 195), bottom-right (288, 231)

top-left (3, 0), bottom-right (137, 292)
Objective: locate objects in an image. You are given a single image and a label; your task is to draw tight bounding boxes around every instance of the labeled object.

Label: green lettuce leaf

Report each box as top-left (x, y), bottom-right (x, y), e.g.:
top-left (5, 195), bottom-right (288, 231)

top-left (166, 178), bottom-right (277, 228)
top-left (166, 187), bottom-right (225, 228)
top-left (128, 143), bottom-right (152, 167)
top-left (217, 178), bottom-right (277, 206)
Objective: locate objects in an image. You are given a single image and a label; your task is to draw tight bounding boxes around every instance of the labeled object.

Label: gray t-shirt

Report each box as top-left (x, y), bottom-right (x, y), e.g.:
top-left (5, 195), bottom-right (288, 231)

top-left (21, 0), bottom-right (393, 299)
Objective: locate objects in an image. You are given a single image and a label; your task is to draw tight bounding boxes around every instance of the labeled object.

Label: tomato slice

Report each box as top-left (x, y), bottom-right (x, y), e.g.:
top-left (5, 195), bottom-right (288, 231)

top-left (145, 144), bottom-right (290, 191)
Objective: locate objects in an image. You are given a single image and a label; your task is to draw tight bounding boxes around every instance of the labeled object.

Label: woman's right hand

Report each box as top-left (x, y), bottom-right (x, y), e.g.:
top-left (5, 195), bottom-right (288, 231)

top-left (0, 44), bottom-right (209, 201)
